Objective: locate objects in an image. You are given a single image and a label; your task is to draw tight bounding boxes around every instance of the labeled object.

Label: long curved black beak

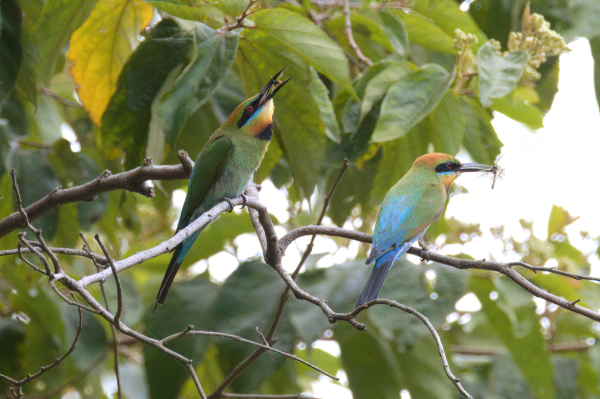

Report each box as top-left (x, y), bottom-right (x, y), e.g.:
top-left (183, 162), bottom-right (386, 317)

top-left (257, 67), bottom-right (291, 107)
top-left (458, 163), bottom-right (493, 173)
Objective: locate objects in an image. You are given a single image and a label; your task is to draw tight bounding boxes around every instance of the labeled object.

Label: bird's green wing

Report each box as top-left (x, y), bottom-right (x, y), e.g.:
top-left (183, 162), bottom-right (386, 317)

top-left (176, 135), bottom-right (234, 231)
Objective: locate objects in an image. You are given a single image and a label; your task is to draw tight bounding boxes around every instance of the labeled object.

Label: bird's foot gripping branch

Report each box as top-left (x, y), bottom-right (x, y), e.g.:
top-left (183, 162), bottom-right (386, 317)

top-left (2, 159), bottom-right (598, 399)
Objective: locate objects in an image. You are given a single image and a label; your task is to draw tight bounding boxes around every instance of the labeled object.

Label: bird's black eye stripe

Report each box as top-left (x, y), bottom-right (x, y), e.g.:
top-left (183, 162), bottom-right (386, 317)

top-left (435, 162), bottom-right (461, 173)
top-left (237, 99), bottom-right (261, 128)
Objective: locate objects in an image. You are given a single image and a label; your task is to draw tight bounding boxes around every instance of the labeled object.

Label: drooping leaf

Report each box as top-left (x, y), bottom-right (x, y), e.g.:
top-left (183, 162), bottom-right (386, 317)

top-left (210, 260), bottom-right (297, 392)
top-left (461, 95), bottom-right (503, 165)
top-left (68, 0), bottom-right (153, 125)
top-left (379, 11), bottom-right (409, 58)
top-left (250, 8), bottom-right (354, 95)
top-left (335, 323), bottom-right (403, 399)
top-left (238, 24), bottom-right (331, 197)
top-left (0, 0), bottom-right (23, 107)
top-left (368, 259), bottom-right (469, 350)
top-left (100, 19), bottom-right (193, 169)
top-left (428, 91), bottom-right (465, 155)
top-left (308, 67), bottom-right (341, 143)
top-left (471, 276), bottom-right (555, 398)
top-left (393, 10), bottom-right (456, 54)
top-left (36, 0), bottom-right (97, 84)
top-left (159, 24), bottom-right (238, 146)
top-left (477, 42), bottom-right (529, 107)
top-left (145, 276), bottom-right (220, 399)
top-left (547, 204), bottom-right (579, 239)
top-left (372, 63), bottom-right (451, 142)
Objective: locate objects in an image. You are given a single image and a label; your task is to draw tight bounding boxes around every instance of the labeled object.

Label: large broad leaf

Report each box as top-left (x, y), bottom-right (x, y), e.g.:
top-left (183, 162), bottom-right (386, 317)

top-left (413, 0), bottom-right (487, 50)
top-left (68, 0), bottom-right (153, 125)
top-left (461, 95), bottom-right (503, 165)
top-left (210, 260), bottom-right (297, 393)
top-left (159, 24), bottom-right (238, 146)
top-left (145, 276), bottom-right (220, 399)
top-left (308, 67), bottom-right (341, 143)
top-left (100, 19), bottom-right (193, 169)
top-left (393, 10), bottom-right (456, 54)
top-left (237, 25), bottom-right (331, 197)
top-left (36, 0), bottom-right (97, 84)
top-left (477, 42), bottom-right (529, 108)
top-left (143, 0), bottom-right (225, 25)
top-left (250, 8), bottom-right (354, 95)
top-left (372, 63), bottom-right (451, 142)
top-left (11, 149), bottom-right (61, 239)
top-left (0, 0), bottom-right (22, 107)
top-left (547, 204), bottom-right (578, 239)
top-left (471, 276), bottom-right (555, 398)
top-left (379, 11), bottom-right (409, 58)
top-left (428, 91), bottom-right (465, 155)
top-left (335, 323), bottom-right (403, 399)
top-left (367, 259), bottom-right (469, 350)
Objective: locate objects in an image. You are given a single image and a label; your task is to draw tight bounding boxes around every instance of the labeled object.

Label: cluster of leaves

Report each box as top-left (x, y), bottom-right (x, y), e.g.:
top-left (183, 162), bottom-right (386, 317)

top-left (1, 0), bottom-right (600, 398)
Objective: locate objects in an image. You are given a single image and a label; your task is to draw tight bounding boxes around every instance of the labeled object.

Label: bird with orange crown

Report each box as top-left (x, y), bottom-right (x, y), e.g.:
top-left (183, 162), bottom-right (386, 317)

top-left (355, 153), bottom-right (493, 309)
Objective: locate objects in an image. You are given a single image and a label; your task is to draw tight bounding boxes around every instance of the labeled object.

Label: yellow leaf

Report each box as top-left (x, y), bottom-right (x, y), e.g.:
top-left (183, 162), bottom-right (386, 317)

top-left (68, 0), bottom-right (153, 125)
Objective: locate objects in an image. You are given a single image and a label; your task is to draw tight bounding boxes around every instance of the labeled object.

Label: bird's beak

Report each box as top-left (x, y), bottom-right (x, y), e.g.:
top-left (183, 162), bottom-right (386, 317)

top-left (257, 67), bottom-right (291, 107)
top-left (458, 163), bottom-right (493, 173)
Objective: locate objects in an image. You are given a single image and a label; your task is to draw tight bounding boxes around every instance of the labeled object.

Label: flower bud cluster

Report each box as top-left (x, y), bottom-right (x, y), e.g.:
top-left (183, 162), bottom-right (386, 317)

top-left (508, 13), bottom-right (570, 83)
top-left (453, 29), bottom-right (478, 91)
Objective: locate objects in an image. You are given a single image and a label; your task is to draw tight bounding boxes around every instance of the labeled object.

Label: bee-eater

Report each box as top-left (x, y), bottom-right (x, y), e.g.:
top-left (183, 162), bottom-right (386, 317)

top-left (355, 153), bottom-right (491, 309)
top-left (156, 68), bottom-right (290, 305)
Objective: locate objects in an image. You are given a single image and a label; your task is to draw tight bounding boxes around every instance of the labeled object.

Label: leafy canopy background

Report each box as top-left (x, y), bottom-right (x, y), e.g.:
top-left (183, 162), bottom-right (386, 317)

top-left (1, 0), bottom-right (600, 398)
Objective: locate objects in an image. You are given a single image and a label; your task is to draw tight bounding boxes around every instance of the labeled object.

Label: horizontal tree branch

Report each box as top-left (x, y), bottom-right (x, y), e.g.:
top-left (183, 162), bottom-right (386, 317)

top-left (0, 153), bottom-right (194, 239)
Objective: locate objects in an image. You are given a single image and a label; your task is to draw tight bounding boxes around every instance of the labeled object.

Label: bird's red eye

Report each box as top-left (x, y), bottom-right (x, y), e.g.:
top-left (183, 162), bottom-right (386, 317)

top-left (246, 105), bottom-right (254, 112)
top-left (446, 162), bottom-right (453, 169)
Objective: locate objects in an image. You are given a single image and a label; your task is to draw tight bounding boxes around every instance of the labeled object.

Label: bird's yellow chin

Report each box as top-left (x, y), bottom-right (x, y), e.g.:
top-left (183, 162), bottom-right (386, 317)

top-left (441, 173), bottom-right (458, 192)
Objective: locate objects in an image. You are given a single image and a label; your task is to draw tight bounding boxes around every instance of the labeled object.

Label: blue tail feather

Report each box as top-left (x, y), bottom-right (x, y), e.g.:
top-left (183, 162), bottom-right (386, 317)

top-left (156, 226), bottom-right (205, 304)
top-left (354, 251), bottom-right (396, 309)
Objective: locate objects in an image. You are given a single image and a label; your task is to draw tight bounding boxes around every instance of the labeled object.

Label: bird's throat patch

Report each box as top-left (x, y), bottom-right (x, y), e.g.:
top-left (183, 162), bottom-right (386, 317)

top-left (258, 123), bottom-right (274, 141)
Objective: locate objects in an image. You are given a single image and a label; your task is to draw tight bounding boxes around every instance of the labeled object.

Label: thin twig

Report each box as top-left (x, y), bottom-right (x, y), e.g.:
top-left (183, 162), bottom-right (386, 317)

top-left (221, 395), bottom-right (320, 399)
top-left (343, 0), bottom-right (372, 66)
top-left (220, 0), bottom-right (259, 31)
top-left (81, 233), bottom-right (122, 399)
top-left (0, 305), bottom-right (83, 391)
top-left (0, 155), bottom-right (194, 239)
top-left (1, 244), bottom-right (108, 266)
top-left (353, 299), bottom-right (472, 399)
top-left (187, 330), bottom-right (338, 381)
top-left (38, 86), bottom-right (84, 109)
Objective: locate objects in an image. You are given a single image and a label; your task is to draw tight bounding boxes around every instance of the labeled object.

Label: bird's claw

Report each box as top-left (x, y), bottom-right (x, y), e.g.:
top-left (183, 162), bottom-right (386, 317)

top-left (240, 193), bottom-right (247, 209)
top-left (222, 197), bottom-right (235, 213)
top-left (418, 237), bottom-right (429, 251)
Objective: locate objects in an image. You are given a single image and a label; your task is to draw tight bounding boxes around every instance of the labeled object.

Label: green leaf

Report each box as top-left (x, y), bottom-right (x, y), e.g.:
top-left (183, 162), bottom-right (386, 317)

top-left (428, 91), bottom-right (465, 155)
top-left (0, 0), bottom-right (22, 107)
top-left (379, 11), bottom-right (409, 57)
top-left (394, 10), bottom-right (456, 54)
top-left (308, 67), bottom-right (341, 143)
top-left (413, 0), bottom-right (487, 51)
top-left (372, 63), bottom-right (451, 143)
top-left (145, 276), bottom-right (220, 399)
top-left (100, 19), bottom-right (193, 169)
top-left (238, 27), bottom-right (330, 197)
top-left (250, 8), bottom-right (354, 96)
top-left (62, 304), bottom-right (107, 370)
top-left (335, 323), bottom-right (403, 399)
top-left (143, 0), bottom-right (224, 24)
top-left (36, 0), bottom-right (97, 84)
top-left (11, 149), bottom-right (60, 239)
top-left (471, 276), bottom-right (555, 398)
top-left (210, 260), bottom-right (296, 392)
top-left (547, 204), bottom-right (579, 239)
top-left (477, 42), bottom-right (529, 107)
top-left (368, 259), bottom-right (469, 350)
top-left (490, 89), bottom-right (544, 129)
top-left (159, 24), bottom-right (238, 146)
top-left (461, 95), bottom-right (503, 165)
top-left (218, 0), bottom-right (248, 17)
